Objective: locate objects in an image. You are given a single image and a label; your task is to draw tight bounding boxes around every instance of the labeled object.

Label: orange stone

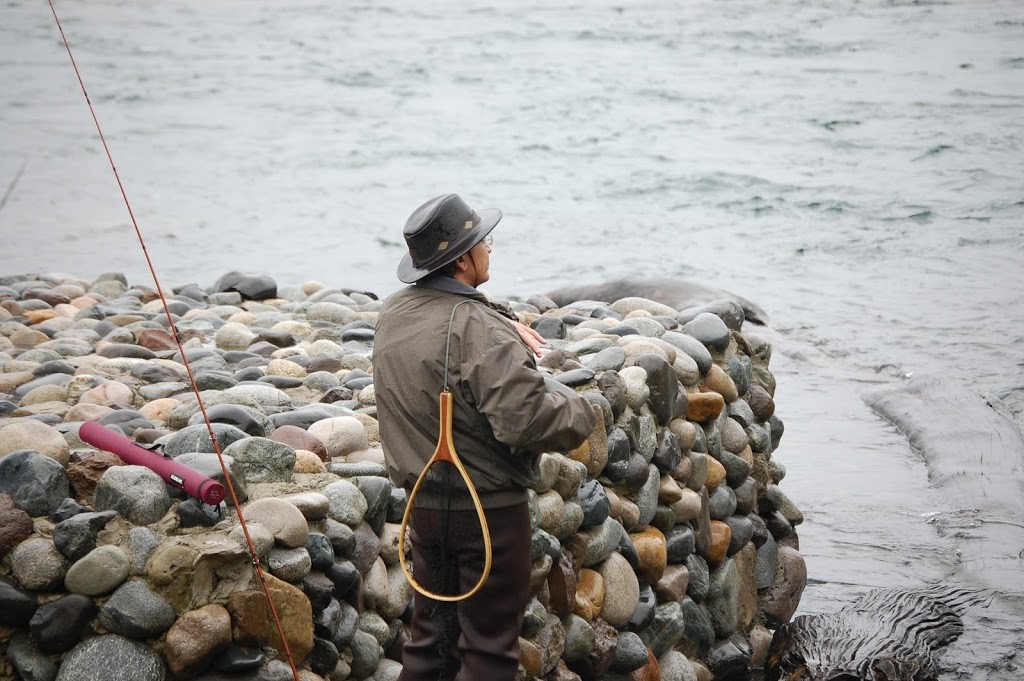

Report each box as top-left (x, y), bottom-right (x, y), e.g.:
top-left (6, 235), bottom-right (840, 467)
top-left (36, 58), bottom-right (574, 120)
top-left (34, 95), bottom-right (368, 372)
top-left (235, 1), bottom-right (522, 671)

top-left (705, 520), bottom-right (732, 567)
top-left (573, 568), bottom-right (604, 621)
top-left (629, 526), bottom-right (667, 584)
top-left (686, 391), bottom-right (724, 422)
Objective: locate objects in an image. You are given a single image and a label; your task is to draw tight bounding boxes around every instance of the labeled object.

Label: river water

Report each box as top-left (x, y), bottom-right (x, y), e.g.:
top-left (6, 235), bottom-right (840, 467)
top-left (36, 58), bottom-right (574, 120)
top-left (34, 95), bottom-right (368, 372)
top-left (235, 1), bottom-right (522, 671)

top-left (2, 0), bottom-right (1023, 678)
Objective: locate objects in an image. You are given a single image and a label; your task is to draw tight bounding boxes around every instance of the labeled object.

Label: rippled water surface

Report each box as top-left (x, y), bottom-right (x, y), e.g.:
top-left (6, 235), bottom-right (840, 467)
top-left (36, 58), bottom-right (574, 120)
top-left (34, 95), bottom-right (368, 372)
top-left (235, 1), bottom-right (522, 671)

top-left (3, 0), bottom-right (1023, 677)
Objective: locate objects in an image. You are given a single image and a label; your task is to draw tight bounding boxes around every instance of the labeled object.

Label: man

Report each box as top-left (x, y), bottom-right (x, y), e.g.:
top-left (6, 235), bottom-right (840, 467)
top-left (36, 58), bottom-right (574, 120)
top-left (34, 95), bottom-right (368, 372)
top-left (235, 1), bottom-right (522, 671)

top-left (372, 193), bottom-right (597, 681)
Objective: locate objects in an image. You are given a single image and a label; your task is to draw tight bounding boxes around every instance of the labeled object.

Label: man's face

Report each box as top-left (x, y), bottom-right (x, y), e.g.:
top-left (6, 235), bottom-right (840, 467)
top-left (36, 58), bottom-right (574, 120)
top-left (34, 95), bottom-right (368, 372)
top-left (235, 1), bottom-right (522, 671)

top-left (465, 238), bottom-right (491, 286)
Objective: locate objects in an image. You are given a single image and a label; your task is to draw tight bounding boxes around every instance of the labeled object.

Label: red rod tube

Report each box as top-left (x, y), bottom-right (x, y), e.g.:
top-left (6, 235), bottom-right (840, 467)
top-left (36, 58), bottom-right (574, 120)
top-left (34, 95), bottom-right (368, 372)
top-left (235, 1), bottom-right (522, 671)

top-left (80, 421), bottom-right (226, 506)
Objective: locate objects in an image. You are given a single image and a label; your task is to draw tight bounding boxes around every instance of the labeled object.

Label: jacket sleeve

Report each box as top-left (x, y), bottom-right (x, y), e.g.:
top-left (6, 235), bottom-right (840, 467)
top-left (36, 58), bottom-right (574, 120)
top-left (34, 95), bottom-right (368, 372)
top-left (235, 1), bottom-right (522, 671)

top-left (462, 321), bottom-right (598, 455)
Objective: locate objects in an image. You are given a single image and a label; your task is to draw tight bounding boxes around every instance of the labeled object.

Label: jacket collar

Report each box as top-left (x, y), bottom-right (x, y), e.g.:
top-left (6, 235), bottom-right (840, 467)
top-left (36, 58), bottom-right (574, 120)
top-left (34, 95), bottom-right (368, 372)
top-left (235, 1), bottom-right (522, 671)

top-left (415, 273), bottom-right (518, 321)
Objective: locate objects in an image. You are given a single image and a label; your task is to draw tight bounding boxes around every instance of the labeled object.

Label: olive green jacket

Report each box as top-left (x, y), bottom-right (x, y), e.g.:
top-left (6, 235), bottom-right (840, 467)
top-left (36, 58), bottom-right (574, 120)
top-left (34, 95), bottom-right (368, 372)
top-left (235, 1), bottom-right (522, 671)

top-left (372, 279), bottom-right (597, 509)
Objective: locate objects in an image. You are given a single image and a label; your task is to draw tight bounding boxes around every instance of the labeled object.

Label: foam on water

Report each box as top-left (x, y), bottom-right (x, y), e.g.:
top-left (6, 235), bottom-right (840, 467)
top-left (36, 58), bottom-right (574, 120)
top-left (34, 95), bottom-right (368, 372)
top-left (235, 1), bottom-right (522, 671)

top-left (2, 0), bottom-right (1023, 676)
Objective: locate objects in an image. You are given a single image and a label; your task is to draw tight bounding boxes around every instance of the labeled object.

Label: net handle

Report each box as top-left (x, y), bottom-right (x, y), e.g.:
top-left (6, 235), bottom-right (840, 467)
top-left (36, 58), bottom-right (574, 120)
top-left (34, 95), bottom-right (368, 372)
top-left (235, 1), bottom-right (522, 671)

top-left (398, 391), bottom-right (493, 602)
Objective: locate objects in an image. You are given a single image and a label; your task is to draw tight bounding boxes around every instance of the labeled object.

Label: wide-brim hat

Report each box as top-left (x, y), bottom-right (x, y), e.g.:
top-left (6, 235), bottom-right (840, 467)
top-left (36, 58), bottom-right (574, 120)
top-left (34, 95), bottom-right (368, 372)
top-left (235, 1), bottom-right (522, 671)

top-left (397, 193), bottom-right (502, 283)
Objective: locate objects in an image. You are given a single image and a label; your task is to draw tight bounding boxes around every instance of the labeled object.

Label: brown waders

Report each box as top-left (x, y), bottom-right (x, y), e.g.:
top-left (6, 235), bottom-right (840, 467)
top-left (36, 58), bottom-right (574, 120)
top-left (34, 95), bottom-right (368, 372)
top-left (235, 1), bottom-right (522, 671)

top-left (398, 502), bottom-right (531, 681)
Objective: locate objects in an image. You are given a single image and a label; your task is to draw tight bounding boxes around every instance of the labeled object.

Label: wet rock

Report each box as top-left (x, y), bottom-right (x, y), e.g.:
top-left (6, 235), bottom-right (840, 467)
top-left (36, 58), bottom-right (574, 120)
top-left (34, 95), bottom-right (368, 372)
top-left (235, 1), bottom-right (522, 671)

top-left (164, 604), bottom-right (233, 678)
top-left (0, 449), bottom-right (70, 517)
top-left (6, 632), bottom-right (59, 681)
top-left (635, 354), bottom-right (678, 426)
top-left (270, 425), bottom-right (327, 461)
top-left (243, 498), bottom-right (310, 548)
top-left (53, 510), bottom-right (119, 561)
top-left (227, 575), bottom-right (314, 662)
top-left (266, 546), bottom-right (312, 583)
top-left (29, 594), bottom-right (97, 654)
top-left (222, 437), bottom-right (295, 484)
top-left (760, 545), bottom-right (807, 628)
top-left (98, 580), bottom-right (177, 639)
top-left (194, 403), bottom-right (272, 436)
top-left (679, 313), bottom-right (730, 353)
top-left (11, 537), bottom-right (69, 592)
top-left (93, 465), bottom-right (172, 525)
top-left (65, 544), bottom-right (131, 596)
top-left (0, 494), bottom-right (34, 557)
top-left (706, 638), bottom-right (750, 681)
top-left (0, 577), bottom-right (37, 627)
top-left (610, 631), bottom-right (648, 673)
top-left (55, 633), bottom-right (167, 681)
top-left (160, 423), bottom-right (250, 457)
top-left (0, 419), bottom-right (70, 466)
top-left (213, 271), bottom-right (277, 301)
top-left (597, 552), bottom-right (640, 628)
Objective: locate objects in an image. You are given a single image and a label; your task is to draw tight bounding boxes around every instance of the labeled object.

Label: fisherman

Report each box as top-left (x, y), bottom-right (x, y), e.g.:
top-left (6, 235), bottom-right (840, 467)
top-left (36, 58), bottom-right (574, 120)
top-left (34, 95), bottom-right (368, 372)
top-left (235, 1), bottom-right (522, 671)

top-left (372, 193), bottom-right (597, 681)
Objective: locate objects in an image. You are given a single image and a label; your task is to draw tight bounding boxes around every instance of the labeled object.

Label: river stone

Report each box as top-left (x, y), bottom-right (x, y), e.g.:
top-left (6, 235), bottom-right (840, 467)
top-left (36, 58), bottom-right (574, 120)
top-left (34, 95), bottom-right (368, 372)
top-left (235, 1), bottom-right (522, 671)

top-left (761, 545), bottom-right (807, 628)
top-left (53, 510), bottom-right (119, 561)
top-left (191, 403), bottom-right (272, 436)
top-left (6, 632), bottom-right (58, 681)
top-left (307, 416), bottom-right (368, 458)
top-left (266, 546), bottom-right (312, 583)
top-left (627, 583), bottom-right (657, 632)
top-left (661, 332), bottom-right (713, 374)
top-left (630, 526), bottom-right (667, 585)
top-left (349, 628), bottom-right (382, 679)
top-left (323, 479), bottom-right (369, 527)
top-left (585, 346), bottom-right (627, 372)
top-left (163, 603), bottom-right (234, 677)
top-left (222, 437), bottom-right (295, 483)
top-left (532, 316), bottom-right (566, 340)
top-left (353, 475), bottom-right (391, 534)
top-left (0, 494), bottom-right (34, 557)
top-left (227, 575), bottom-right (313, 662)
top-left (243, 498), bottom-right (309, 548)
top-left (324, 561), bottom-right (360, 601)
top-left (578, 479), bottom-right (610, 529)
top-left (580, 518), bottom-right (623, 567)
top-left (755, 533), bottom-right (778, 591)
top-left (303, 572), bottom-right (334, 614)
top-left (160, 423), bottom-right (250, 457)
top-left (762, 484), bottom-right (804, 526)
top-left (706, 638), bottom-right (749, 681)
top-left (603, 428), bottom-right (631, 482)
top-left (659, 650), bottom-right (699, 681)
top-left (213, 271), bottom-right (277, 301)
top-left (29, 594), bottom-right (97, 654)
top-left (686, 553), bottom-right (710, 602)
top-left (98, 580), bottom-right (177, 639)
top-left (725, 515), bottom-right (754, 556)
top-left (679, 313), bottom-right (730, 353)
top-left (707, 485), bottom-right (737, 521)
top-left (727, 398), bottom-right (755, 429)
top-left (65, 544), bottom-right (130, 596)
top-left (652, 427), bottom-right (682, 474)
top-left (635, 354), bottom-right (678, 426)
top-left (11, 537), bottom-right (68, 592)
top-left (727, 354), bottom-right (751, 397)
top-left (598, 372), bottom-right (627, 419)
top-left (349, 522), bottom-right (382, 574)
top-left (610, 630), bottom-right (648, 673)
top-left (635, 464), bottom-right (660, 527)
top-left (282, 492), bottom-right (331, 520)
top-left (747, 383), bottom-right (775, 421)
top-left (379, 562), bottom-right (415, 621)
top-left (597, 552), bottom-right (640, 628)
top-left (706, 558), bottom-right (740, 638)
top-left (321, 518), bottom-right (356, 557)
top-left (0, 577), bottom-right (37, 627)
top-left (93, 465), bottom-right (171, 525)
top-left (0, 449), bottom-right (70, 517)
top-left (686, 391), bottom-right (724, 422)
top-left (270, 425), bottom-right (327, 461)
top-left (309, 637), bottom-right (341, 676)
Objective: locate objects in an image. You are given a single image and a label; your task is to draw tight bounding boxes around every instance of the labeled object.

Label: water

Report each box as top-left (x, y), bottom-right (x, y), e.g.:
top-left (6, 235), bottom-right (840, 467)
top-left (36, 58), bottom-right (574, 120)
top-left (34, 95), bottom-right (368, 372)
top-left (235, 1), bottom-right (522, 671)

top-left (3, 0), bottom-right (1023, 677)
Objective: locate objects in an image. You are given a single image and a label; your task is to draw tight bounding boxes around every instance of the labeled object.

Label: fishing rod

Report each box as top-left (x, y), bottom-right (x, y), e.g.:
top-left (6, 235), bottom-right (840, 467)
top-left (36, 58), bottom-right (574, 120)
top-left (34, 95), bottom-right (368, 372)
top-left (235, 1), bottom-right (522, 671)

top-left (45, 3), bottom-right (302, 678)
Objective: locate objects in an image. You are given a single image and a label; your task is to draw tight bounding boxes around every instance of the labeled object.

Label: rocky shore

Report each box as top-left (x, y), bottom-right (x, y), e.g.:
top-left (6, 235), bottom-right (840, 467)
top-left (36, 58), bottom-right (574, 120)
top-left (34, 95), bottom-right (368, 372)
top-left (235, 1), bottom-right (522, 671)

top-left (0, 271), bottom-right (806, 681)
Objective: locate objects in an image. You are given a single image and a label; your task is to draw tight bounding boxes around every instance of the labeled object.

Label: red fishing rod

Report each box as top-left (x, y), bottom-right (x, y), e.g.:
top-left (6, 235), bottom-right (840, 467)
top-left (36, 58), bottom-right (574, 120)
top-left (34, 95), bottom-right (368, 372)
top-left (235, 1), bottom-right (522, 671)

top-left (46, 3), bottom-right (302, 679)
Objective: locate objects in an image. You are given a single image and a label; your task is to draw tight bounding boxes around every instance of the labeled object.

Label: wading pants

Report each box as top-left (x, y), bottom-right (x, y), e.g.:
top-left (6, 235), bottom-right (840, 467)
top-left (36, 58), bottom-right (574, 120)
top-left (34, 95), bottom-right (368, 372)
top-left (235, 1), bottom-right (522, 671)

top-left (398, 502), bottom-right (531, 681)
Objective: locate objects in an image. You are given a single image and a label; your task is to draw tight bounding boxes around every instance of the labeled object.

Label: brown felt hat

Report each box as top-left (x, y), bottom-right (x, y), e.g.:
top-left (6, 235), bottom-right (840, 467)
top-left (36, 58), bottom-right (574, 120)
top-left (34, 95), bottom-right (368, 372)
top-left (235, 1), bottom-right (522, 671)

top-left (397, 193), bottom-right (502, 283)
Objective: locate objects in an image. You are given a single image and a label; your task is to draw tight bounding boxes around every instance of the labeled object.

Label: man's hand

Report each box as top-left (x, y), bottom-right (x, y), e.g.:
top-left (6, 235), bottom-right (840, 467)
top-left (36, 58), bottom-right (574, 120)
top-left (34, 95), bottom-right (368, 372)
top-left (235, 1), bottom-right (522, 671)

top-left (511, 320), bottom-right (546, 357)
